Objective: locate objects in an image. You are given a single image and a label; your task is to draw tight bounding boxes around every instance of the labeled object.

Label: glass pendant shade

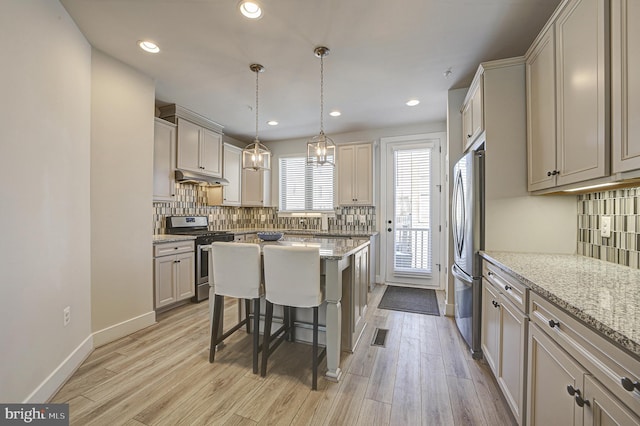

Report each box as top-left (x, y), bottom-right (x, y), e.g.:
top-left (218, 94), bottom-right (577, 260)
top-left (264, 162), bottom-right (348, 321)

top-left (306, 131), bottom-right (335, 166)
top-left (242, 139), bottom-right (271, 170)
top-left (242, 63), bottom-right (271, 171)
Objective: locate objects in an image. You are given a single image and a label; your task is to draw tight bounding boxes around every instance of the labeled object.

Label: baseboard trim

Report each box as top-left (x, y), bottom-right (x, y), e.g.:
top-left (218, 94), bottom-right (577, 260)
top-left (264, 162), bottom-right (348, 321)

top-left (26, 334), bottom-right (93, 403)
top-left (445, 303), bottom-right (455, 317)
top-left (92, 310), bottom-right (156, 347)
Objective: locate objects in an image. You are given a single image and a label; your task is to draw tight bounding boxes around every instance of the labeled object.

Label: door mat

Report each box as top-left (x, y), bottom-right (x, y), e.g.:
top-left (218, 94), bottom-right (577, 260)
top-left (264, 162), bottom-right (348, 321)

top-left (378, 286), bottom-right (440, 316)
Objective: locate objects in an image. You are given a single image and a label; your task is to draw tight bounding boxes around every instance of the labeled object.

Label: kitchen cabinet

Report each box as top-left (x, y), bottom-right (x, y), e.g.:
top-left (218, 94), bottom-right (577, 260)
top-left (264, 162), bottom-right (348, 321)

top-left (177, 118), bottom-right (222, 177)
top-left (527, 292), bottom-right (640, 426)
top-left (612, 0), bottom-right (640, 173)
top-left (242, 168), bottom-right (271, 207)
top-left (526, 0), bottom-right (609, 191)
top-left (153, 118), bottom-right (176, 202)
top-left (206, 143), bottom-right (242, 206)
top-left (341, 243), bottom-right (369, 352)
top-left (461, 77), bottom-right (484, 152)
top-left (482, 261), bottom-right (528, 425)
top-left (337, 143), bottom-right (373, 206)
top-left (153, 240), bottom-right (195, 309)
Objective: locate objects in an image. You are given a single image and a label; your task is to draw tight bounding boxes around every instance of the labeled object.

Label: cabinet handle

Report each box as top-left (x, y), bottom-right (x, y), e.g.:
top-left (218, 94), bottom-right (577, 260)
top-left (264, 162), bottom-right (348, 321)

top-left (548, 319), bottom-right (560, 329)
top-left (174, 247), bottom-right (179, 250)
top-left (492, 300), bottom-right (499, 308)
top-left (387, 228), bottom-right (392, 232)
top-left (504, 284), bottom-right (512, 291)
top-left (575, 395), bottom-right (590, 408)
top-left (621, 377), bottom-right (640, 392)
top-left (487, 271), bottom-right (493, 276)
top-left (567, 385), bottom-right (577, 396)
top-left (467, 134), bottom-right (472, 138)
top-left (547, 170), bottom-right (560, 176)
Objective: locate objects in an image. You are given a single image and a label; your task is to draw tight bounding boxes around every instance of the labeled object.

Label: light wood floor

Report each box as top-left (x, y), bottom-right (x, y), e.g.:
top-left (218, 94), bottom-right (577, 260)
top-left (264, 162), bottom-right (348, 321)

top-left (51, 285), bottom-right (516, 425)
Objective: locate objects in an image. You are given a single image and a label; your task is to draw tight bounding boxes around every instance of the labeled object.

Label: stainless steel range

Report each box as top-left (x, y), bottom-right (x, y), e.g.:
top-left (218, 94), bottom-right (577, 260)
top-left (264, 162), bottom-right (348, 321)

top-left (165, 216), bottom-right (234, 302)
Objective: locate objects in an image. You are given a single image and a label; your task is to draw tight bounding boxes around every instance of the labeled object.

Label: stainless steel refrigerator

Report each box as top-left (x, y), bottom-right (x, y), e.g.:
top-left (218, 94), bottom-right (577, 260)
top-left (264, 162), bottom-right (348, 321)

top-left (451, 143), bottom-right (484, 359)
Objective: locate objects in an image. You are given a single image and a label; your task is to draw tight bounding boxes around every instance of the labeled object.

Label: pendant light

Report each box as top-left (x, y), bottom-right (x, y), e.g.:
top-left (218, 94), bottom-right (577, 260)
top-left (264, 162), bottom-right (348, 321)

top-left (307, 46), bottom-right (335, 167)
top-left (242, 64), bottom-right (271, 171)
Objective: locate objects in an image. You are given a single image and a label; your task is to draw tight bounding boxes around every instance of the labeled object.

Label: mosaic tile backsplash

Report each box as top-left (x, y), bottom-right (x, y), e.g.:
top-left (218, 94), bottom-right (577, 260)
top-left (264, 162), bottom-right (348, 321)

top-left (577, 187), bottom-right (640, 269)
top-left (152, 183), bottom-right (376, 235)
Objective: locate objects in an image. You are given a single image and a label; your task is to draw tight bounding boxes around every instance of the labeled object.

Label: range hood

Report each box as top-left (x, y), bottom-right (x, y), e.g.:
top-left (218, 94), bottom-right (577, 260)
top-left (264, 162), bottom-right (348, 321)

top-left (175, 170), bottom-right (229, 186)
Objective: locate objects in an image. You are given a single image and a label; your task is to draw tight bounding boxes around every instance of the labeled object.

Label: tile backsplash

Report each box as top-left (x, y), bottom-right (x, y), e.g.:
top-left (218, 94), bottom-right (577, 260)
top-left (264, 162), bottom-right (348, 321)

top-left (152, 183), bottom-right (376, 234)
top-left (577, 187), bottom-right (640, 269)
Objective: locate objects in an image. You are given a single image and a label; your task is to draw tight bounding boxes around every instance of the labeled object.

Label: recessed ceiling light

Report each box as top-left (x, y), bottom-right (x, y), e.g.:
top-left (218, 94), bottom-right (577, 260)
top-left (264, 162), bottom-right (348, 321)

top-left (138, 40), bottom-right (160, 53)
top-left (329, 111), bottom-right (341, 117)
top-left (267, 120), bottom-right (278, 126)
top-left (406, 99), bottom-right (420, 107)
top-left (238, 0), bottom-right (263, 19)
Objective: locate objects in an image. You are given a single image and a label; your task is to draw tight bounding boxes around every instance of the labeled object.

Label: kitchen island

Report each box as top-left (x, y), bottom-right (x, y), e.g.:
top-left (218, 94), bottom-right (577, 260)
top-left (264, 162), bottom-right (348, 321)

top-left (208, 235), bottom-right (371, 382)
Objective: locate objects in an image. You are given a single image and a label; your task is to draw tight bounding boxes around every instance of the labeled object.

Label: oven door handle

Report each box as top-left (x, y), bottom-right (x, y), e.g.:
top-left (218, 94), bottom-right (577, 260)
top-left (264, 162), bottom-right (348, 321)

top-left (199, 244), bottom-right (212, 251)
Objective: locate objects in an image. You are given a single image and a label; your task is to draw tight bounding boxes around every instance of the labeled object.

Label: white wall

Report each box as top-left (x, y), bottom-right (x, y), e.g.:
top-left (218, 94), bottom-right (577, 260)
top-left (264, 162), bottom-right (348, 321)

top-left (0, 0), bottom-right (93, 402)
top-left (90, 50), bottom-right (156, 344)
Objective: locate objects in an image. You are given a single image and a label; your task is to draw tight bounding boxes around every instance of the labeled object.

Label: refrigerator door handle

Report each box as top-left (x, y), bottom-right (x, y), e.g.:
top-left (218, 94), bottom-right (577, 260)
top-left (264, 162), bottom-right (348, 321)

top-left (452, 263), bottom-right (472, 283)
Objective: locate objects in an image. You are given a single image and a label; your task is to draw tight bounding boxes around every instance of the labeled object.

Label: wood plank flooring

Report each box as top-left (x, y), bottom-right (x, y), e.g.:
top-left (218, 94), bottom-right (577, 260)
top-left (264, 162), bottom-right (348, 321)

top-left (51, 285), bottom-right (516, 425)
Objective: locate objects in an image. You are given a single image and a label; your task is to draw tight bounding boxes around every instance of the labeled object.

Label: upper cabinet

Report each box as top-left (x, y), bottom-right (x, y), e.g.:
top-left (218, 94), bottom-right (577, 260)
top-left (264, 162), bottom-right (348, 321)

top-left (462, 77), bottom-right (484, 152)
top-left (612, 0), bottom-right (640, 173)
top-left (526, 0), bottom-right (610, 191)
top-left (153, 118), bottom-right (176, 202)
top-left (206, 143), bottom-right (242, 206)
top-left (158, 104), bottom-right (224, 178)
top-left (337, 143), bottom-right (373, 206)
top-left (242, 168), bottom-right (271, 207)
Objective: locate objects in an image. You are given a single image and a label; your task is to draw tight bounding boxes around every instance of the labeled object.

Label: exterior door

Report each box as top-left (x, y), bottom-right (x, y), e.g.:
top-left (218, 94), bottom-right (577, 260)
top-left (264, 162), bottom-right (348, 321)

top-left (383, 137), bottom-right (441, 287)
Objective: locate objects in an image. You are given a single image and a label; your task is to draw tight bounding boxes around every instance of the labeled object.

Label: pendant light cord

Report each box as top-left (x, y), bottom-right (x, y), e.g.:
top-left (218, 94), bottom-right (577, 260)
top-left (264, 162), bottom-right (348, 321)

top-left (255, 69), bottom-right (260, 141)
top-left (319, 53), bottom-right (324, 134)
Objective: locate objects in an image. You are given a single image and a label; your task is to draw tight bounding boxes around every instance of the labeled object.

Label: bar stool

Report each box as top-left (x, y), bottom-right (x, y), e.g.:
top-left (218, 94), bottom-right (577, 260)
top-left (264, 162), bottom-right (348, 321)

top-left (209, 242), bottom-right (262, 374)
top-left (261, 245), bottom-right (326, 390)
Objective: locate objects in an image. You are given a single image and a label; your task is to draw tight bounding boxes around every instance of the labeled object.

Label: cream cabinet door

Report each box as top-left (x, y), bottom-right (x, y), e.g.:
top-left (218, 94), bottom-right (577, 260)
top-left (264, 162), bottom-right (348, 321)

top-left (527, 27), bottom-right (558, 191)
top-left (175, 252), bottom-right (195, 301)
top-left (337, 145), bottom-right (356, 205)
top-left (498, 295), bottom-right (527, 425)
top-left (471, 83), bottom-right (483, 141)
top-left (155, 255), bottom-right (177, 308)
top-left (583, 375), bottom-right (640, 426)
top-left (153, 118), bottom-right (176, 202)
top-left (462, 100), bottom-right (474, 151)
top-left (200, 127), bottom-right (222, 177)
top-left (555, 0), bottom-right (609, 186)
top-left (612, 0), bottom-right (640, 173)
top-left (242, 168), bottom-right (270, 206)
top-left (222, 144), bottom-right (242, 206)
top-left (176, 118), bottom-right (201, 174)
top-left (481, 280), bottom-right (501, 375)
top-left (527, 323), bottom-right (585, 426)
top-left (337, 143), bottom-right (373, 206)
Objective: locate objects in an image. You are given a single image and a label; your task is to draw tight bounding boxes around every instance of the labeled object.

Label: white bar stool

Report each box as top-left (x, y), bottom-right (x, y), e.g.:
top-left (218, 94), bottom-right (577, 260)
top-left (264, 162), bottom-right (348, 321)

top-left (209, 242), bottom-right (263, 374)
top-left (261, 245), bottom-right (326, 390)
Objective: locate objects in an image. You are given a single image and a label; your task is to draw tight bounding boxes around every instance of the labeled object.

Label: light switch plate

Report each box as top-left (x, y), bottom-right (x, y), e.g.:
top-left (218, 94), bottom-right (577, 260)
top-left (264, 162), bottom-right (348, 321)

top-left (346, 215), bottom-right (354, 224)
top-left (601, 216), bottom-right (611, 238)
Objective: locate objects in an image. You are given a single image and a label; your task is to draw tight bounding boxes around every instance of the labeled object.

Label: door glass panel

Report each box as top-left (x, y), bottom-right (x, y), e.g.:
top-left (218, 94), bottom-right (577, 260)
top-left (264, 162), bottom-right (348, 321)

top-left (393, 148), bottom-right (432, 275)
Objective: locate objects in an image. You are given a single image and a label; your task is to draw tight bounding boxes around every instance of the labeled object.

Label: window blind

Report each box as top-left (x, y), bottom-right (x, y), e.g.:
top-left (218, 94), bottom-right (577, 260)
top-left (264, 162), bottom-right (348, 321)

top-left (393, 148), bottom-right (432, 273)
top-left (279, 156), bottom-right (334, 211)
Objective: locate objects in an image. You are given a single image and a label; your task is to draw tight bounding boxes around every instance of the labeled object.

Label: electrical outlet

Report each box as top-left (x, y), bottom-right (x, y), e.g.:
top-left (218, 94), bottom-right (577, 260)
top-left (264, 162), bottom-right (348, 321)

top-left (260, 214), bottom-right (266, 222)
top-left (358, 215), bottom-right (366, 223)
top-left (601, 216), bottom-right (612, 238)
top-left (63, 306), bottom-right (71, 326)
top-left (232, 214), bottom-right (237, 222)
top-left (346, 215), bottom-right (354, 224)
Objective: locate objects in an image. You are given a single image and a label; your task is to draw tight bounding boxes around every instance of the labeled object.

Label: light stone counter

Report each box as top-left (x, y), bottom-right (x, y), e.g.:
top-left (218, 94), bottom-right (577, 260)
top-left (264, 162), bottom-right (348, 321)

top-left (153, 234), bottom-right (197, 244)
top-left (481, 251), bottom-right (640, 357)
top-left (226, 228), bottom-right (379, 238)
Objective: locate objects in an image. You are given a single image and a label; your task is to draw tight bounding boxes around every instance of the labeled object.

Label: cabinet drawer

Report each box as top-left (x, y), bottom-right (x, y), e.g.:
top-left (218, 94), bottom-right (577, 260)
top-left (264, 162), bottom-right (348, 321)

top-left (484, 262), bottom-right (528, 313)
top-left (154, 241), bottom-right (194, 257)
top-left (529, 293), bottom-right (640, 414)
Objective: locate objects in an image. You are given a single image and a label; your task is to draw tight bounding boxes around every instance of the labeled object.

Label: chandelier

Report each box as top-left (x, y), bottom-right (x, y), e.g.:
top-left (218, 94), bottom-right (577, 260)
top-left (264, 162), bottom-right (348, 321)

top-left (307, 46), bottom-right (335, 167)
top-left (242, 63), bottom-right (271, 171)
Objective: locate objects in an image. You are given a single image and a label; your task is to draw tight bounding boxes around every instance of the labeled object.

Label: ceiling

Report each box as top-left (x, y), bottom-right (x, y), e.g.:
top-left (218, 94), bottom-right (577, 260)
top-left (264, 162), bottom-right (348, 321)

top-left (60, 0), bottom-right (562, 143)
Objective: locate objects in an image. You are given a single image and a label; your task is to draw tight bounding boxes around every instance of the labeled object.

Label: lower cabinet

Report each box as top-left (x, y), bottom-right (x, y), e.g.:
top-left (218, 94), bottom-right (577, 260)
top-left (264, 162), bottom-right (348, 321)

top-left (341, 244), bottom-right (369, 352)
top-left (527, 293), bottom-right (640, 426)
top-left (154, 241), bottom-right (195, 309)
top-left (481, 267), bottom-right (528, 426)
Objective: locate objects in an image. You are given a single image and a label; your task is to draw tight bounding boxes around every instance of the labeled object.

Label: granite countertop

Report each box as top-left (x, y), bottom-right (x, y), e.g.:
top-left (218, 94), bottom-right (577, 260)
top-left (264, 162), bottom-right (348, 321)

top-left (227, 228), bottom-right (379, 238)
top-left (233, 235), bottom-right (370, 260)
top-left (481, 251), bottom-right (640, 357)
top-left (153, 234), bottom-right (197, 244)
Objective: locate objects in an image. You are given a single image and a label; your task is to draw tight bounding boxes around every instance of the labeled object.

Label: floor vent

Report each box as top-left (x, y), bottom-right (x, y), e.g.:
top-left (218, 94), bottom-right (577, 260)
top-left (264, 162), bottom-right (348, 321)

top-left (371, 328), bottom-right (388, 347)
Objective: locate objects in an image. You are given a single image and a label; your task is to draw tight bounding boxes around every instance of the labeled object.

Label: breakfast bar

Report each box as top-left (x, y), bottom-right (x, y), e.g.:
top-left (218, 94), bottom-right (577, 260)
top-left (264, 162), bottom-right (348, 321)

top-left (208, 235), bottom-right (371, 382)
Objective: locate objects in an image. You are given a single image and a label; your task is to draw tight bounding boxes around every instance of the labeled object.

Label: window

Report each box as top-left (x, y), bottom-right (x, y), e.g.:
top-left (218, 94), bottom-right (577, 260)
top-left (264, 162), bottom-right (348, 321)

top-left (279, 156), bottom-right (334, 212)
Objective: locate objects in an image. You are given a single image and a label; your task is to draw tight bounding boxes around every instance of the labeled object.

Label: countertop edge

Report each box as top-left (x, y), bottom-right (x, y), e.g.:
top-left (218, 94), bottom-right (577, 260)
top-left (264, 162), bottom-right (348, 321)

top-left (479, 251), bottom-right (640, 358)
